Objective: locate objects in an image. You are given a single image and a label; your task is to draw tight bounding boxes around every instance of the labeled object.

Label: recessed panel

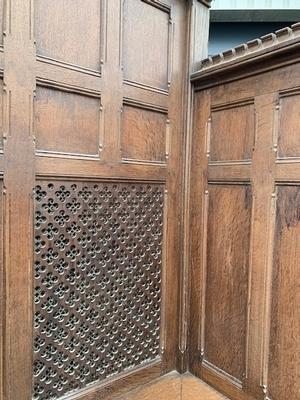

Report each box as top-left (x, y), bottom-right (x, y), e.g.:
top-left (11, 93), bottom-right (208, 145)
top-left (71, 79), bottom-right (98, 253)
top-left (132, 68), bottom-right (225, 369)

top-left (210, 103), bottom-right (255, 162)
top-left (268, 186), bottom-right (300, 400)
top-left (33, 181), bottom-right (164, 399)
top-left (121, 104), bottom-right (167, 163)
top-left (278, 94), bottom-right (300, 158)
top-left (35, 86), bottom-right (100, 156)
top-left (205, 185), bottom-right (251, 381)
top-left (35, 0), bottom-right (101, 72)
top-left (123, 0), bottom-right (170, 90)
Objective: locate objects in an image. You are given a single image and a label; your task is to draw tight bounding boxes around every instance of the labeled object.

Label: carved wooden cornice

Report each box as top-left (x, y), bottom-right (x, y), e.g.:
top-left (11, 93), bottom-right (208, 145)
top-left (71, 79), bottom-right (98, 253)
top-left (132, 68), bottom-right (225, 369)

top-left (191, 23), bottom-right (300, 87)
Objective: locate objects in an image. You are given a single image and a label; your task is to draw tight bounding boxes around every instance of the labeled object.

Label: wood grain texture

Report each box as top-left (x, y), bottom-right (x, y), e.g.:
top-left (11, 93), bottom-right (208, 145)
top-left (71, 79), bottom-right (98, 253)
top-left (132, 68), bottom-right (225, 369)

top-left (278, 93), bottom-right (300, 159)
top-left (210, 103), bottom-right (255, 162)
top-left (35, 86), bottom-right (100, 156)
top-left (204, 184), bottom-right (251, 381)
top-left (182, 374), bottom-right (229, 400)
top-left (35, 0), bottom-right (101, 71)
top-left (1, 0), bottom-right (199, 398)
top-left (115, 372), bottom-right (228, 400)
top-left (268, 186), bottom-right (300, 400)
top-left (121, 104), bottom-right (167, 163)
top-left (122, 0), bottom-right (170, 90)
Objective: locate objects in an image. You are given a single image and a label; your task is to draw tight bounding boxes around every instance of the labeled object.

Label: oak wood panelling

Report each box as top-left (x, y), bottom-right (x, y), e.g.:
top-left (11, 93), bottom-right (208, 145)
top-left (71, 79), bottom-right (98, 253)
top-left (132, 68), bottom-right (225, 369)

top-left (35, 86), bottom-right (101, 157)
top-left (1, 0), bottom-right (209, 398)
top-left (210, 102), bottom-right (255, 162)
top-left (122, 0), bottom-right (171, 91)
top-left (277, 92), bottom-right (300, 159)
top-left (0, 79), bottom-right (3, 151)
top-left (191, 39), bottom-right (300, 400)
top-left (121, 104), bottom-right (167, 164)
top-left (268, 186), bottom-right (300, 400)
top-left (204, 184), bottom-right (251, 383)
top-left (34, 0), bottom-right (101, 74)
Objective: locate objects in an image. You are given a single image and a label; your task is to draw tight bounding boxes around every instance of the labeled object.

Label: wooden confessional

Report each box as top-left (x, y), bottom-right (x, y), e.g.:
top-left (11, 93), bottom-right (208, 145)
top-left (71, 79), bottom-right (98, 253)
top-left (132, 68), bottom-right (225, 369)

top-left (0, 1), bottom-right (299, 399)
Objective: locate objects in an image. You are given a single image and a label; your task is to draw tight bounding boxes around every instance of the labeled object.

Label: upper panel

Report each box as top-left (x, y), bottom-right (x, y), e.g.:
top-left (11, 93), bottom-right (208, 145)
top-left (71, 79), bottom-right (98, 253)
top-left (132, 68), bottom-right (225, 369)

top-left (278, 92), bottom-right (300, 159)
top-left (121, 104), bottom-right (167, 164)
top-left (210, 101), bottom-right (255, 162)
top-left (122, 0), bottom-right (171, 91)
top-left (35, 86), bottom-right (101, 158)
top-left (34, 0), bottom-right (101, 73)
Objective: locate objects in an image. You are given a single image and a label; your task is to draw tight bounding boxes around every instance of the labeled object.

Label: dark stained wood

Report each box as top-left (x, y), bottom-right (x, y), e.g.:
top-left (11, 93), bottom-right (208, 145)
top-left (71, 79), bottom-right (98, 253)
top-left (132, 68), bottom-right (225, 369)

top-left (205, 184), bottom-right (251, 382)
top-left (121, 104), bottom-right (167, 164)
top-left (190, 27), bottom-right (300, 400)
top-left (1, 0), bottom-right (200, 399)
top-left (35, 86), bottom-right (101, 156)
top-left (35, 0), bottom-right (101, 72)
top-left (210, 102), bottom-right (255, 162)
top-left (278, 93), bottom-right (300, 159)
top-left (268, 186), bottom-right (300, 400)
top-left (122, 0), bottom-right (170, 91)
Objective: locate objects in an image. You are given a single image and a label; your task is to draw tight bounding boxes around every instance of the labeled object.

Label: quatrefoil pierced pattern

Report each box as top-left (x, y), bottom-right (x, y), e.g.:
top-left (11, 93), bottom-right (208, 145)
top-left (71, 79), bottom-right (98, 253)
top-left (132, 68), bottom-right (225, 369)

top-left (33, 181), bottom-right (164, 400)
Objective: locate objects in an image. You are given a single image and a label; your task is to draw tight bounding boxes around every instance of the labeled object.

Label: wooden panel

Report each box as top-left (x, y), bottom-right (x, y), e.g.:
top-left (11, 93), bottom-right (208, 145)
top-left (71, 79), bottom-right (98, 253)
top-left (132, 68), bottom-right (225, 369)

top-left (210, 102), bottom-right (255, 162)
top-left (0, 79), bottom-right (3, 151)
top-left (35, 0), bottom-right (101, 72)
top-left (35, 86), bottom-right (100, 157)
top-left (268, 186), bottom-right (300, 400)
top-left (204, 185), bottom-right (251, 381)
top-left (123, 0), bottom-right (170, 90)
top-left (121, 104), bottom-right (167, 163)
top-left (278, 94), bottom-right (300, 159)
top-left (33, 180), bottom-right (164, 399)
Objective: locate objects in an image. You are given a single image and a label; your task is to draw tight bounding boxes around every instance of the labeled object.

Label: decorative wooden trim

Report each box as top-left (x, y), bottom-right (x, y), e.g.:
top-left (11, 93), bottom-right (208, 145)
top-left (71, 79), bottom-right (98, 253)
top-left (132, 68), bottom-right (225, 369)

top-left (261, 190), bottom-right (277, 399)
top-left (123, 97), bottom-right (168, 114)
top-left (142, 0), bottom-right (171, 14)
top-left (59, 359), bottom-right (162, 400)
top-left (36, 55), bottom-right (101, 77)
top-left (192, 25), bottom-right (300, 89)
top-left (100, 0), bottom-right (108, 65)
top-left (36, 77), bottom-right (101, 98)
top-left (123, 79), bottom-right (169, 96)
top-left (197, 0), bottom-right (212, 8)
top-left (202, 360), bottom-right (243, 390)
top-left (160, 188), bottom-right (168, 354)
top-left (211, 98), bottom-right (254, 112)
top-left (198, 189), bottom-right (208, 354)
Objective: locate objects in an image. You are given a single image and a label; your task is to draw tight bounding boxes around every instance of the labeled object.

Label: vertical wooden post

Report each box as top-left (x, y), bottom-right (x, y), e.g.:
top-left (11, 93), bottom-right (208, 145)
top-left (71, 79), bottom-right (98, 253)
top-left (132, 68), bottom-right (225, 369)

top-left (3, 0), bottom-right (35, 399)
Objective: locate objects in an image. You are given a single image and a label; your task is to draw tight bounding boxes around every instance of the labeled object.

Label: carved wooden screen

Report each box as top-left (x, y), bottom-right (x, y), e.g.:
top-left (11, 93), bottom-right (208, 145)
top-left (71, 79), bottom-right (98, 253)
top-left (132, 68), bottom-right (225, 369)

top-left (0, 1), bottom-right (190, 399)
top-left (190, 46), bottom-right (300, 400)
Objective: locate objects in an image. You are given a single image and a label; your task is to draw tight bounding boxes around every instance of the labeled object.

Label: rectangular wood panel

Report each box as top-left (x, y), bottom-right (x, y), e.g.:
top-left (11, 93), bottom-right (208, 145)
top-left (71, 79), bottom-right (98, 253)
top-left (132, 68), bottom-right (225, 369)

top-left (268, 186), bottom-right (300, 400)
top-left (121, 104), bottom-right (167, 163)
top-left (278, 93), bottom-right (300, 158)
top-left (35, 0), bottom-right (101, 72)
top-left (210, 102), bottom-right (255, 162)
top-left (35, 86), bottom-right (101, 157)
top-left (123, 0), bottom-right (170, 90)
top-left (204, 184), bottom-right (251, 382)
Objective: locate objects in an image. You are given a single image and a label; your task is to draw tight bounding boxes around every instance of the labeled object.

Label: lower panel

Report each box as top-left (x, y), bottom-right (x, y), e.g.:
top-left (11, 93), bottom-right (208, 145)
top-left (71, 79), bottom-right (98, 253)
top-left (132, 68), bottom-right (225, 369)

top-left (204, 184), bottom-right (251, 383)
top-left (268, 186), bottom-right (300, 400)
top-left (33, 180), bottom-right (164, 399)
